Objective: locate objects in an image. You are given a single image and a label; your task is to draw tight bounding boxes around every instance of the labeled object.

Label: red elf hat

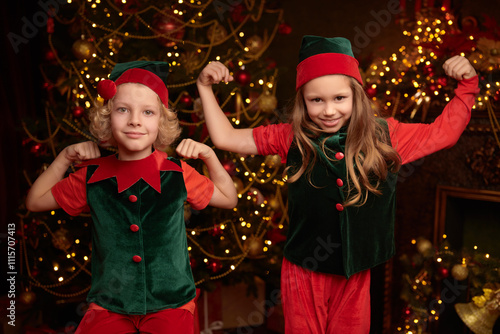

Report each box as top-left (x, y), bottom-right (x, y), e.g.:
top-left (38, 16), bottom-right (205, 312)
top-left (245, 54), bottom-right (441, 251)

top-left (97, 61), bottom-right (170, 107)
top-left (296, 36), bottom-right (363, 90)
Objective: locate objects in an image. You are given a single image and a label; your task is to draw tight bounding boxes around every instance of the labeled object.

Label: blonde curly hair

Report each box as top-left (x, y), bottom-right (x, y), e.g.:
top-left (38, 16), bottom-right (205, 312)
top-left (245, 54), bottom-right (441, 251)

top-left (89, 93), bottom-right (181, 149)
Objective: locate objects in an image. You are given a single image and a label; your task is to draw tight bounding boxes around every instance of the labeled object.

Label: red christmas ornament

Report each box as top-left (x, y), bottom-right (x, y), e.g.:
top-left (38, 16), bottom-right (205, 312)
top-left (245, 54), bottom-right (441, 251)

top-left (423, 64), bottom-right (435, 76)
top-left (190, 257), bottom-right (197, 269)
top-left (22, 138), bottom-right (32, 147)
top-left (44, 49), bottom-right (57, 62)
top-left (231, 4), bottom-right (246, 23)
top-left (208, 259), bottom-right (222, 273)
top-left (494, 89), bottom-right (500, 102)
top-left (31, 267), bottom-right (40, 277)
top-left (208, 224), bottom-right (223, 237)
top-left (72, 106), bottom-right (85, 118)
top-left (437, 77), bottom-right (448, 87)
top-left (47, 17), bottom-right (54, 34)
top-left (365, 86), bottom-right (377, 98)
top-left (153, 11), bottom-right (185, 47)
top-left (278, 22), bottom-right (292, 35)
top-left (30, 143), bottom-right (47, 156)
top-left (43, 82), bottom-right (54, 91)
top-left (234, 69), bottom-right (251, 86)
top-left (266, 228), bottom-right (286, 244)
top-left (265, 57), bottom-right (277, 70)
top-left (439, 267), bottom-right (450, 278)
top-left (221, 159), bottom-right (236, 175)
top-left (179, 94), bottom-right (193, 108)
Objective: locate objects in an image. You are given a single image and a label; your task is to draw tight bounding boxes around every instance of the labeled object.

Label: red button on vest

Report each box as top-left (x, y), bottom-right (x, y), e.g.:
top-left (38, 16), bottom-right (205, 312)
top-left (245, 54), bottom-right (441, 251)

top-left (132, 255), bottom-right (142, 263)
top-left (336, 203), bottom-right (344, 211)
top-left (130, 224), bottom-right (139, 232)
top-left (336, 178), bottom-right (344, 187)
top-left (129, 195), bottom-right (138, 202)
top-left (335, 152), bottom-right (344, 160)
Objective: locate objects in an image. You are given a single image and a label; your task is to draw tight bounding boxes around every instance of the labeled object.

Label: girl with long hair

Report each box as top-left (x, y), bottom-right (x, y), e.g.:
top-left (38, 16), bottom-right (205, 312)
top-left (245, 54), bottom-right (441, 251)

top-left (196, 36), bottom-right (478, 333)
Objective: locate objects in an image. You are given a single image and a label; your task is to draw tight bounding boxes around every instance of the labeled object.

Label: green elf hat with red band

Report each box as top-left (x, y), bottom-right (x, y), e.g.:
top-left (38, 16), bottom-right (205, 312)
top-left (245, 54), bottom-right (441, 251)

top-left (296, 36), bottom-right (363, 90)
top-left (97, 61), bottom-right (170, 107)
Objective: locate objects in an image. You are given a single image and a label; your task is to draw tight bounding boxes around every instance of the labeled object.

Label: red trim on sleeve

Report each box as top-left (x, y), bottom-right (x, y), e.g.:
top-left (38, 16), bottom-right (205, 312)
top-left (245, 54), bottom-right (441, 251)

top-left (51, 167), bottom-right (90, 216)
top-left (252, 123), bottom-right (294, 163)
top-left (181, 161), bottom-right (214, 210)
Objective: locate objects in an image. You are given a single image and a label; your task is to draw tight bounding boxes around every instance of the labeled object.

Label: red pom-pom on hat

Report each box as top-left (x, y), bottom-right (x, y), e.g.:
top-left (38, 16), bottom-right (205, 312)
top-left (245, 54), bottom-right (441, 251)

top-left (97, 80), bottom-right (117, 100)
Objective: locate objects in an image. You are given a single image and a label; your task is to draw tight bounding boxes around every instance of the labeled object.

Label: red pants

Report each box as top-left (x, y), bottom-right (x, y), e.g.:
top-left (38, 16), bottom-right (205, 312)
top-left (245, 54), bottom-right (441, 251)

top-left (281, 258), bottom-right (371, 334)
top-left (74, 307), bottom-right (194, 334)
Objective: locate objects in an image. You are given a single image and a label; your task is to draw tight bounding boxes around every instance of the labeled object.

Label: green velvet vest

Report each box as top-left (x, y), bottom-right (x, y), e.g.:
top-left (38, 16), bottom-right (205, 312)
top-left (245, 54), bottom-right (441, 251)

top-left (85, 158), bottom-right (196, 314)
top-left (284, 124), bottom-right (398, 278)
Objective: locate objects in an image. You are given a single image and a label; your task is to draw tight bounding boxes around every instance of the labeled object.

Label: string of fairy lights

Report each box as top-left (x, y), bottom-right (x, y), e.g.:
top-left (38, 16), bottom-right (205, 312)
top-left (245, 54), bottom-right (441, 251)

top-left (20, 0), bottom-right (287, 298)
top-left (364, 8), bottom-right (500, 148)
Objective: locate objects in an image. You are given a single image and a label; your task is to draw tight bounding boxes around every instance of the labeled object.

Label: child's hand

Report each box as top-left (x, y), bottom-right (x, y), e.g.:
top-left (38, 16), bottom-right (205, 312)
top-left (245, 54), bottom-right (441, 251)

top-left (443, 55), bottom-right (477, 80)
top-left (197, 61), bottom-right (233, 87)
top-left (176, 139), bottom-right (214, 161)
top-left (64, 141), bottom-right (101, 163)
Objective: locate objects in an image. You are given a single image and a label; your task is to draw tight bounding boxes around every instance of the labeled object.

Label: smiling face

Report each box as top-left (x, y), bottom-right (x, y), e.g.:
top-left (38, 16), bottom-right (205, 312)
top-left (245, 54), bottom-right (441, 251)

top-left (302, 74), bottom-right (353, 133)
top-left (110, 83), bottom-right (162, 160)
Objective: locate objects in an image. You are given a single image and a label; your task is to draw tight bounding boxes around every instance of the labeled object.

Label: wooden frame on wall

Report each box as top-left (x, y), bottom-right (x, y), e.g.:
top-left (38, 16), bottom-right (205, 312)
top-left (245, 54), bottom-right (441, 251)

top-left (433, 185), bottom-right (500, 247)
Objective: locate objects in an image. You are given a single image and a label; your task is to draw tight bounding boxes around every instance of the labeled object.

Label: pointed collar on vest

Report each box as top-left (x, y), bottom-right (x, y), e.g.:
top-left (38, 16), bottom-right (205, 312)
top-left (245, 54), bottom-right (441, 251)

top-left (78, 150), bottom-right (183, 193)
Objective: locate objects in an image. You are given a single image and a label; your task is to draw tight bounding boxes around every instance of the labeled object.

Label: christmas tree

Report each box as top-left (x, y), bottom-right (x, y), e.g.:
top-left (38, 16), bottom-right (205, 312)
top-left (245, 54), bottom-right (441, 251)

top-left (18, 0), bottom-right (291, 329)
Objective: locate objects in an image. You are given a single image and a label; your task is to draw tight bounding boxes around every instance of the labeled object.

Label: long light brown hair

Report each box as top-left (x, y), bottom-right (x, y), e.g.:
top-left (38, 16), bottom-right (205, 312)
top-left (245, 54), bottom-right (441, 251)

top-left (286, 75), bottom-right (401, 207)
top-left (89, 92), bottom-right (181, 149)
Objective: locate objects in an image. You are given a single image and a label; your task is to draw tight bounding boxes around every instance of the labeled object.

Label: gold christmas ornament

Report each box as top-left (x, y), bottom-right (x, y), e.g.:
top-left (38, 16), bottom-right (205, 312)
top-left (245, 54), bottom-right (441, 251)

top-left (207, 22), bottom-right (227, 44)
top-left (245, 35), bottom-right (264, 54)
top-left (258, 91), bottom-right (278, 112)
top-left (451, 263), bottom-right (469, 281)
top-left (72, 39), bottom-right (96, 60)
top-left (416, 237), bottom-right (433, 254)
top-left (193, 97), bottom-right (203, 113)
top-left (232, 176), bottom-right (244, 194)
top-left (179, 51), bottom-right (206, 75)
top-left (19, 290), bottom-right (37, 306)
top-left (476, 37), bottom-right (500, 65)
top-left (268, 196), bottom-right (281, 210)
top-left (244, 235), bottom-right (265, 258)
top-left (264, 154), bottom-right (281, 168)
top-left (52, 227), bottom-right (73, 251)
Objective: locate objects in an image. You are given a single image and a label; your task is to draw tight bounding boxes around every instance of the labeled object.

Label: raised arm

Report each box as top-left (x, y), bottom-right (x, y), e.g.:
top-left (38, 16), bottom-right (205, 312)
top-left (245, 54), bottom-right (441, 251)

top-left (26, 141), bottom-right (100, 212)
top-left (197, 61), bottom-right (258, 155)
top-left (176, 139), bottom-right (237, 209)
top-left (388, 55), bottom-right (479, 164)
